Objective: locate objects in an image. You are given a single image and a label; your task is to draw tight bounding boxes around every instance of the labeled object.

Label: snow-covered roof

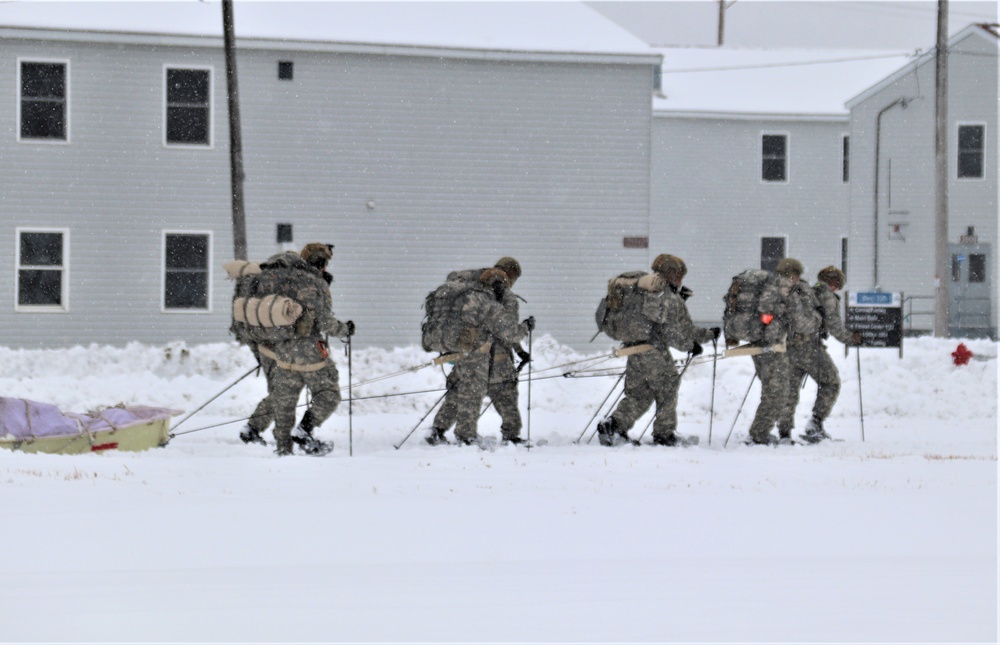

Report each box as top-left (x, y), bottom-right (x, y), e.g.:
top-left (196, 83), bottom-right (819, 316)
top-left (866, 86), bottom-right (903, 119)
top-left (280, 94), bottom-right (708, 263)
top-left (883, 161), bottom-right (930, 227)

top-left (0, 1), bottom-right (658, 62)
top-left (653, 46), bottom-right (915, 120)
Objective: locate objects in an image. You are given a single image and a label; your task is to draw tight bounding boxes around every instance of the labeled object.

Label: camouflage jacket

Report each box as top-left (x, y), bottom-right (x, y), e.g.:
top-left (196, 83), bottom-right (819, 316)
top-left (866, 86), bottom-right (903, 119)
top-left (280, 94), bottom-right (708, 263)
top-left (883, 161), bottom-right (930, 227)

top-left (460, 283), bottom-right (528, 350)
top-left (255, 251), bottom-right (350, 364)
top-left (784, 281), bottom-right (823, 343)
top-left (449, 268), bottom-right (524, 356)
top-left (643, 283), bottom-right (715, 353)
top-left (813, 282), bottom-right (853, 344)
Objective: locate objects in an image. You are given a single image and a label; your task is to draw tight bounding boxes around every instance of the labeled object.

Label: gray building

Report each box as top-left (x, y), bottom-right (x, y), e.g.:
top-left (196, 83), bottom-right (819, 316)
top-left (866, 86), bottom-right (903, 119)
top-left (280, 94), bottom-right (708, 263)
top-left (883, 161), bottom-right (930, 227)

top-left (1, 1), bottom-right (659, 350)
top-left (847, 23), bottom-right (998, 337)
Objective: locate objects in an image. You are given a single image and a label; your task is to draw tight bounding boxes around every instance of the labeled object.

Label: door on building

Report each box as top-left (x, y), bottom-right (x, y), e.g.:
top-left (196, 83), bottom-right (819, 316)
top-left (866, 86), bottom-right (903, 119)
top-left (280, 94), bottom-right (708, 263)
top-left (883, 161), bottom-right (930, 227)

top-left (948, 243), bottom-right (992, 337)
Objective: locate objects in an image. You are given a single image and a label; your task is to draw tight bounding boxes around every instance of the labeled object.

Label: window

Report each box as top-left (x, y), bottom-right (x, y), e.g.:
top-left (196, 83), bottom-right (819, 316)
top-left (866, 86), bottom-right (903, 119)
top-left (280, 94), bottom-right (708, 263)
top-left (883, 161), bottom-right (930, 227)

top-left (19, 60), bottom-right (67, 141)
top-left (164, 232), bottom-right (210, 310)
top-left (278, 61), bottom-right (294, 80)
top-left (762, 134), bottom-right (787, 182)
top-left (957, 124), bottom-right (984, 179)
top-left (969, 254), bottom-right (986, 283)
top-left (277, 223), bottom-right (293, 243)
top-left (761, 237), bottom-right (785, 272)
top-left (841, 237), bottom-right (848, 277)
top-left (842, 135), bottom-right (850, 183)
top-left (16, 229), bottom-right (68, 309)
top-left (165, 67), bottom-right (211, 145)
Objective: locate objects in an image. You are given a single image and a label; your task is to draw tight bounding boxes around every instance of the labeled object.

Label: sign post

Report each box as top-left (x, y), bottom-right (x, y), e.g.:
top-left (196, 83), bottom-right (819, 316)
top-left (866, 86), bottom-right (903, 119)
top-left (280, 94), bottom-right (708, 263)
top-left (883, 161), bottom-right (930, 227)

top-left (846, 291), bottom-right (903, 358)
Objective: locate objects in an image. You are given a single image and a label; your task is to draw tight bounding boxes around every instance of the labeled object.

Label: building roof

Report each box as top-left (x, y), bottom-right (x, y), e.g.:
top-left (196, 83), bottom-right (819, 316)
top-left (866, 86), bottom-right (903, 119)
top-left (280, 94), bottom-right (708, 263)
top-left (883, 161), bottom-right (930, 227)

top-left (653, 46), bottom-right (914, 120)
top-left (0, 0), bottom-right (658, 62)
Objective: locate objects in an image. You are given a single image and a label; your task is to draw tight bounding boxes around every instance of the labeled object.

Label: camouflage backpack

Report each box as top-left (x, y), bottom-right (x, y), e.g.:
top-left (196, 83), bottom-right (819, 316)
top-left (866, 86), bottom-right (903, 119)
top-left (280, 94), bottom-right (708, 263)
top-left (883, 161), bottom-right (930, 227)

top-left (594, 271), bottom-right (660, 343)
top-left (421, 276), bottom-right (483, 354)
top-left (224, 260), bottom-right (304, 346)
top-left (722, 269), bottom-right (785, 345)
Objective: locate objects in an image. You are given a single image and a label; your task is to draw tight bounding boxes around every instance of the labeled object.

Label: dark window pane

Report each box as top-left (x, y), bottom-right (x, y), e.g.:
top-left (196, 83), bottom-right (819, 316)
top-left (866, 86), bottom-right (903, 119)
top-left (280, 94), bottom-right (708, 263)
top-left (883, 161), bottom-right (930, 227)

top-left (842, 136), bottom-right (850, 183)
top-left (167, 106), bottom-right (209, 144)
top-left (762, 159), bottom-right (786, 182)
top-left (21, 62), bottom-right (65, 98)
top-left (951, 255), bottom-right (961, 282)
top-left (762, 135), bottom-right (785, 156)
top-left (278, 61), bottom-right (294, 80)
top-left (841, 238), bottom-right (848, 277)
top-left (20, 232), bottom-right (63, 266)
top-left (958, 125), bottom-right (984, 179)
top-left (18, 269), bottom-right (62, 306)
top-left (167, 69), bottom-right (209, 104)
top-left (958, 152), bottom-right (983, 179)
top-left (969, 254), bottom-right (986, 283)
top-left (761, 237), bottom-right (785, 272)
top-left (165, 273), bottom-right (208, 309)
top-left (21, 100), bottom-right (65, 139)
top-left (277, 223), bottom-right (293, 243)
top-left (959, 125), bottom-right (983, 149)
top-left (166, 235), bottom-right (208, 269)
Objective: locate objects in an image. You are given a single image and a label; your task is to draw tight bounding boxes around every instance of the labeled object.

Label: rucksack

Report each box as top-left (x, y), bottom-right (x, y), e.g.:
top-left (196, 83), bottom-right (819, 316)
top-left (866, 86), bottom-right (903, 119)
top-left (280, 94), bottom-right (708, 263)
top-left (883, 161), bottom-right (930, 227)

top-left (594, 271), bottom-right (660, 343)
top-left (224, 260), bottom-right (304, 346)
top-left (722, 269), bottom-right (785, 345)
top-left (421, 276), bottom-right (483, 353)
top-left (786, 281), bottom-right (822, 337)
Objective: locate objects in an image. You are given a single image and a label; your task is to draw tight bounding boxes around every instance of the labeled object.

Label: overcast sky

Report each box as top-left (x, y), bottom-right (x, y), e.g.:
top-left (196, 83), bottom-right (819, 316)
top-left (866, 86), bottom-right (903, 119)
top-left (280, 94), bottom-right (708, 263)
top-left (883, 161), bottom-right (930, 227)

top-left (589, 1), bottom-right (998, 50)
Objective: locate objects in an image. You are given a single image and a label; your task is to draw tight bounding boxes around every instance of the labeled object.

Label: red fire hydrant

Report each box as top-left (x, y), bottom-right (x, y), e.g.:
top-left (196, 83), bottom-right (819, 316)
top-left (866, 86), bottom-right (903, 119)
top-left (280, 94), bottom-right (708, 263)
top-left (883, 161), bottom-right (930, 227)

top-left (952, 343), bottom-right (974, 366)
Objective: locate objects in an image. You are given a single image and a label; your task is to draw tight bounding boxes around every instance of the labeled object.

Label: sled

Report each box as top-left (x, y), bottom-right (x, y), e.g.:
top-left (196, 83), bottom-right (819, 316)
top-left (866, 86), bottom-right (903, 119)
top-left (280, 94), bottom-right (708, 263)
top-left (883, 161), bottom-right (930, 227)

top-left (724, 342), bottom-right (786, 357)
top-left (0, 397), bottom-right (180, 455)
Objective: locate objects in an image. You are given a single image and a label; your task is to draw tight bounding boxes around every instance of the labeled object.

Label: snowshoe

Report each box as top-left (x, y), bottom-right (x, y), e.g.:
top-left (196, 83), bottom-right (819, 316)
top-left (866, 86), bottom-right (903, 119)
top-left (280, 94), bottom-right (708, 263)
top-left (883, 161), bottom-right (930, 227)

top-left (239, 426), bottom-right (267, 447)
top-left (651, 433), bottom-right (699, 447)
top-left (425, 428), bottom-right (450, 446)
top-left (743, 433), bottom-right (779, 447)
top-left (298, 437), bottom-right (334, 456)
top-left (456, 434), bottom-right (498, 451)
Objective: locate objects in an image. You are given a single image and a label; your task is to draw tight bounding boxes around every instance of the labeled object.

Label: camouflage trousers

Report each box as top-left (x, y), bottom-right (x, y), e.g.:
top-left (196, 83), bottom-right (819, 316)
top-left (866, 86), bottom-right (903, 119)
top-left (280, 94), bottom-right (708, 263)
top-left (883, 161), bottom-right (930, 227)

top-left (246, 353), bottom-right (277, 434)
top-left (779, 339), bottom-right (841, 433)
top-left (748, 352), bottom-right (790, 441)
top-left (264, 359), bottom-right (341, 451)
top-left (433, 350), bottom-right (490, 442)
top-left (488, 352), bottom-right (521, 441)
top-left (609, 348), bottom-right (681, 442)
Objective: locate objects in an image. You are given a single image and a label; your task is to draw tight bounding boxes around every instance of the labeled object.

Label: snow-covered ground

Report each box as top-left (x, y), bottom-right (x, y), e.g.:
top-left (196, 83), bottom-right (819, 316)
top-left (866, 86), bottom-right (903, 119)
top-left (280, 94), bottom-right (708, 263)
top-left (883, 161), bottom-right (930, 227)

top-left (1, 335), bottom-right (996, 643)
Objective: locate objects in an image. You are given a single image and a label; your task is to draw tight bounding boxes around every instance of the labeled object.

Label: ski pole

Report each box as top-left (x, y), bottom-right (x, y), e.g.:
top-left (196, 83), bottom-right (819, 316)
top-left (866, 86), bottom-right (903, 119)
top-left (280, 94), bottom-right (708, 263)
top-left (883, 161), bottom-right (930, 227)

top-left (708, 338), bottom-right (718, 446)
top-left (527, 328), bottom-right (533, 449)
top-left (857, 347), bottom-right (865, 442)
top-left (169, 365), bottom-right (257, 433)
top-left (394, 392), bottom-right (447, 450)
top-left (347, 334), bottom-right (353, 457)
top-left (636, 413), bottom-right (654, 443)
top-left (724, 371), bottom-right (757, 448)
top-left (575, 369), bottom-right (626, 444)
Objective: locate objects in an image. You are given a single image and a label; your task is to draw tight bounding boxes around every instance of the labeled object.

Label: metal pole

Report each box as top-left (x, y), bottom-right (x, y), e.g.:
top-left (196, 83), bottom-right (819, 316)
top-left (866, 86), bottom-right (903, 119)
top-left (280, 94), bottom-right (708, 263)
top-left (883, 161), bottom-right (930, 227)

top-left (857, 348), bottom-right (865, 441)
top-left (169, 366), bottom-right (257, 433)
top-left (575, 370), bottom-right (626, 444)
top-left (933, 0), bottom-right (950, 337)
top-left (347, 335), bottom-right (353, 457)
top-left (526, 329), bottom-right (533, 448)
top-left (724, 371), bottom-right (757, 448)
top-left (222, 0), bottom-right (247, 261)
top-left (708, 338), bottom-right (718, 445)
top-left (394, 393), bottom-right (447, 450)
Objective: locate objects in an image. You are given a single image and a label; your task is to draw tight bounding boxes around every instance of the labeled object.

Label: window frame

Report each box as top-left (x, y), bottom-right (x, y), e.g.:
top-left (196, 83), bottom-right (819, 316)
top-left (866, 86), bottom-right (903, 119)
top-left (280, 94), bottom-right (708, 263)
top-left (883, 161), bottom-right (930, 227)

top-left (161, 230), bottom-right (213, 313)
top-left (760, 132), bottom-right (789, 184)
top-left (163, 64), bottom-right (214, 149)
top-left (15, 227), bottom-right (70, 312)
top-left (956, 122), bottom-right (986, 180)
top-left (760, 235), bottom-right (787, 272)
top-left (17, 57), bottom-right (71, 144)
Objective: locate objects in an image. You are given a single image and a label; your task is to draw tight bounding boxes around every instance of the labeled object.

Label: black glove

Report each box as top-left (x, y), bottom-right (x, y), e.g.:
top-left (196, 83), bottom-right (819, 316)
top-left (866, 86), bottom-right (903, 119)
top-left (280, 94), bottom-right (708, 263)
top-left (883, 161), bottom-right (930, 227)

top-left (710, 327), bottom-right (721, 340)
top-left (850, 330), bottom-right (862, 347)
top-left (523, 316), bottom-right (535, 332)
top-left (345, 320), bottom-right (356, 337)
top-left (515, 346), bottom-right (531, 363)
top-left (679, 286), bottom-right (694, 301)
top-left (690, 342), bottom-right (703, 357)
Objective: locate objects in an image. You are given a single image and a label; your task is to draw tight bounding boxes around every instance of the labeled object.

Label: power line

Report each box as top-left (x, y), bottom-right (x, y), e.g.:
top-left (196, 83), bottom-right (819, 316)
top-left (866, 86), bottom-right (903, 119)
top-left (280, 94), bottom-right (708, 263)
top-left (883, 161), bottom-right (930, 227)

top-left (661, 51), bottom-right (915, 75)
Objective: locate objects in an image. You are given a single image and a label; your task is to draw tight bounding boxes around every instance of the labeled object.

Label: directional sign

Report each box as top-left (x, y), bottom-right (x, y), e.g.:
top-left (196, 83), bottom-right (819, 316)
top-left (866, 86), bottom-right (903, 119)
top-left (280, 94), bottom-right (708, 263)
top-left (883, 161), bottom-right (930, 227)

top-left (846, 291), bottom-right (903, 356)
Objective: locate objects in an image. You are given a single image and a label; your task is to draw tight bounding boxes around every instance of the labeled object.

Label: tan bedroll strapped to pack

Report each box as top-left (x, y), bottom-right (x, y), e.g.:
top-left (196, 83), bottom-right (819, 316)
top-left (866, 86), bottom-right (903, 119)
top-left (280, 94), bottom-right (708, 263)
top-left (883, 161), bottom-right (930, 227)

top-left (613, 343), bottom-right (655, 357)
top-left (724, 342), bottom-right (787, 357)
top-left (233, 295), bottom-right (303, 328)
top-left (223, 260), bottom-right (262, 279)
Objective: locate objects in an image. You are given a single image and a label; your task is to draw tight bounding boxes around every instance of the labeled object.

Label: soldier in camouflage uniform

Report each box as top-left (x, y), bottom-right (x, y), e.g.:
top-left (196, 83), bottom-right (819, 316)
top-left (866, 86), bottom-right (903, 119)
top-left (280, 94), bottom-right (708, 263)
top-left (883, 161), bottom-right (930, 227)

top-left (773, 259), bottom-right (823, 443)
top-left (427, 265), bottom-right (532, 447)
top-left (596, 254), bottom-right (719, 447)
top-left (780, 265), bottom-right (860, 443)
top-left (745, 258), bottom-right (798, 445)
top-left (487, 258), bottom-right (531, 444)
top-left (252, 243), bottom-right (354, 456)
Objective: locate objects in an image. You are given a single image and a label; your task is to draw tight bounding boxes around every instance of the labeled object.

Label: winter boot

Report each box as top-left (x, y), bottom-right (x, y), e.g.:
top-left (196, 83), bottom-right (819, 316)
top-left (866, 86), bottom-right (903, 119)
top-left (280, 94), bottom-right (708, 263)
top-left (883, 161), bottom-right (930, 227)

top-left (274, 441), bottom-right (294, 457)
top-left (596, 417), bottom-right (629, 447)
top-left (454, 433), bottom-right (481, 447)
top-left (651, 433), bottom-right (679, 447)
top-left (291, 411), bottom-right (333, 456)
top-left (802, 417), bottom-right (831, 444)
top-left (502, 435), bottom-right (525, 446)
top-left (425, 428), bottom-right (450, 446)
top-left (239, 425), bottom-right (267, 446)
top-left (746, 432), bottom-right (779, 446)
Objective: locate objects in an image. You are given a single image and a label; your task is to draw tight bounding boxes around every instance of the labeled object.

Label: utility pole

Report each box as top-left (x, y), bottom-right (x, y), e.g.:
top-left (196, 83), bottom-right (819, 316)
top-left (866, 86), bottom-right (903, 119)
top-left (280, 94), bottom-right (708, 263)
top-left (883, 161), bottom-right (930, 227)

top-left (223, 0), bottom-right (248, 261)
top-left (717, 0), bottom-right (726, 46)
top-left (933, 0), bottom-right (949, 336)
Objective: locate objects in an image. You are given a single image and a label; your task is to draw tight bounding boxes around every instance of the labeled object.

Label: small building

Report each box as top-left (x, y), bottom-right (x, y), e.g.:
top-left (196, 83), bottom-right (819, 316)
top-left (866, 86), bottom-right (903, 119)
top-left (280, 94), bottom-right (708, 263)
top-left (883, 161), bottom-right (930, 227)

top-left (0, 1), bottom-right (659, 350)
top-left (846, 23), bottom-right (998, 337)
